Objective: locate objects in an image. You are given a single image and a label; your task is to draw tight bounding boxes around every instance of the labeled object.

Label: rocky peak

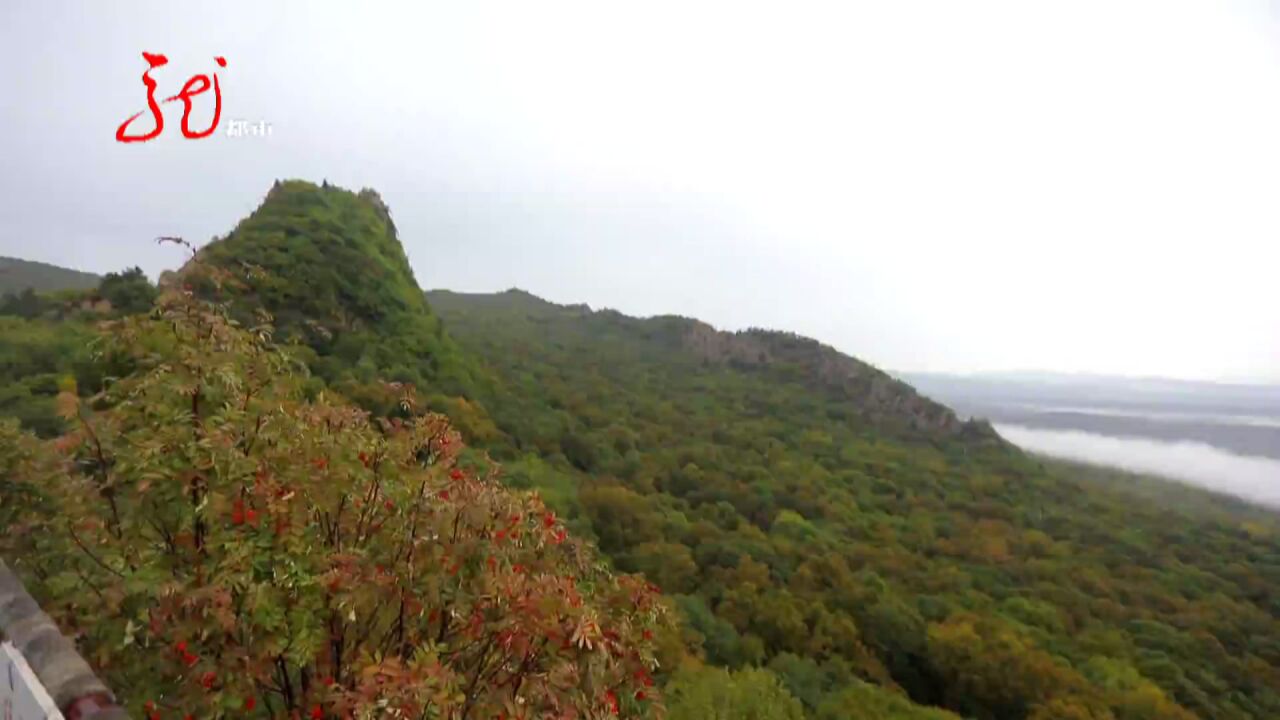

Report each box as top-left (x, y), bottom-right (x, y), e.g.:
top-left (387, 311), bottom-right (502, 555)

top-left (681, 322), bottom-right (995, 440)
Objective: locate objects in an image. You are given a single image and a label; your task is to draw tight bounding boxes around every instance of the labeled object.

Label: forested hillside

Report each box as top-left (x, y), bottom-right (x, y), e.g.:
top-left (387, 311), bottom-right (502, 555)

top-left (187, 180), bottom-right (489, 413)
top-left (428, 288), bottom-right (1280, 720)
top-left (0, 256), bottom-right (100, 295)
top-left (2, 181), bottom-right (1279, 720)
top-left (0, 266), bottom-right (155, 435)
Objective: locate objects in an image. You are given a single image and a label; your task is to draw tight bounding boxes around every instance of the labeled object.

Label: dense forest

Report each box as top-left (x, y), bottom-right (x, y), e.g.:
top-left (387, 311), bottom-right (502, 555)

top-left (2, 181), bottom-right (1278, 719)
top-left (425, 289), bottom-right (1280, 720)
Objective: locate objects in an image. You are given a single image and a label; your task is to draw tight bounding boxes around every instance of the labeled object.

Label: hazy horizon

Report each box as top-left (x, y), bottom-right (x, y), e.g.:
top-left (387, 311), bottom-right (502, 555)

top-left (3, 1), bottom-right (1279, 383)
top-left (997, 423), bottom-right (1280, 508)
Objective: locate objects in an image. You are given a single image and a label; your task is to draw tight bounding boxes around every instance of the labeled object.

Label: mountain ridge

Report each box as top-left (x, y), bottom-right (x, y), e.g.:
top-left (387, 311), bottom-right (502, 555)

top-left (0, 256), bottom-right (101, 296)
top-left (428, 288), bottom-right (998, 444)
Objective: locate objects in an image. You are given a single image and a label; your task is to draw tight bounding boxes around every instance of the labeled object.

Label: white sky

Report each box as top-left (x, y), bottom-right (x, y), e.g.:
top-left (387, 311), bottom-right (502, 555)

top-left (1, 1), bottom-right (1278, 382)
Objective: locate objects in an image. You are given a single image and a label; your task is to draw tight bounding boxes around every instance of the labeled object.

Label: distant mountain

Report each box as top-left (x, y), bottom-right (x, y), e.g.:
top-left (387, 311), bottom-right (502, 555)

top-left (0, 256), bottom-right (100, 295)
top-left (901, 370), bottom-right (1280, 416)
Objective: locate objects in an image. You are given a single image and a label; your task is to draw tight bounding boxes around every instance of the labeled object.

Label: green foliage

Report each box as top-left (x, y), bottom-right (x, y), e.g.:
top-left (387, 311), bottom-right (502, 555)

top-left (0, 316), bottom-right (97, 436)
top-left (3, 282), bottom-right (671, 719)
top-left (0, 418), bottom-right (50, 532)
top-left (665, 665), bottom-right (805, 720)
top-left (814, 680), bottom-right (961, 720)
top-left (0, 288), bottom-right (52, 318)
top-left (431, 288), bottom-right (1280, 720)
top-left (672, 595), bottom-right (747, 668)
top-left (0, 265), bottom-right (161, 435)
top-left (191, 180), bottom-right (486, 405)
top-left (97, 266), bottom-right (157, 315)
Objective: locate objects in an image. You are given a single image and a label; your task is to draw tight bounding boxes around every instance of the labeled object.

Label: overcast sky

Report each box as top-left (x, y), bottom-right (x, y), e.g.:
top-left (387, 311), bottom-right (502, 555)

top-left (1, 1), bottom-right (1278, 382)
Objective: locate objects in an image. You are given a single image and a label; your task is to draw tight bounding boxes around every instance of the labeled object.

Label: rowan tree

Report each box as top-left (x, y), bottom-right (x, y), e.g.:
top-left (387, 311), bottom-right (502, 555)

top-left (2, 276), bottom-right (670, 720)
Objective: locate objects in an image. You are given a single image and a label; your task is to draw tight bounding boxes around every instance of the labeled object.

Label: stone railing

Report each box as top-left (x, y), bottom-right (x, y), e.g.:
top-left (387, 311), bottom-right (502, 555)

top-left (0, 561), bottom-right (127, 720)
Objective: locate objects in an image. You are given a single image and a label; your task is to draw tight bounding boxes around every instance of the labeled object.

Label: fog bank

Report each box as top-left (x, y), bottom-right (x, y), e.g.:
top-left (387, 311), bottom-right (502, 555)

top-left (995, 423), bottom-right (1280, 509)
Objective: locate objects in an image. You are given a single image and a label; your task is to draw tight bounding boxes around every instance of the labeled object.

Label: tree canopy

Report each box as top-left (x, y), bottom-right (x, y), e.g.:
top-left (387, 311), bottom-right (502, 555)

top-left (429, 287), bottom-right (1280, 720)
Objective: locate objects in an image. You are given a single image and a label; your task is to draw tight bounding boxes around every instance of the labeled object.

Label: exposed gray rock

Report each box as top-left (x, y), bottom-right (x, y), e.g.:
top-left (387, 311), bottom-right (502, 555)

top-left (680, 322), bottom-right (996, 440)
top-left (0, 561), bottom-right (127, 720)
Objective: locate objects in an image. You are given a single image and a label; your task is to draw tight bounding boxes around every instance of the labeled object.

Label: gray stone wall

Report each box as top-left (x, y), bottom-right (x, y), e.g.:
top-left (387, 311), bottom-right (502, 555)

top-left (0, 561), bottom-right (128, 720)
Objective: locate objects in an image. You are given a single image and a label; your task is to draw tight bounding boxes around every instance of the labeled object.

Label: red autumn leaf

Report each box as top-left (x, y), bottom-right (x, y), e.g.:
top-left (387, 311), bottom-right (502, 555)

top-left (244, 697), bottom-right (256, 711)
top-left (311, 705), bottom-right (322, 720)
top-left (449, 468), bottom-right (463, 481)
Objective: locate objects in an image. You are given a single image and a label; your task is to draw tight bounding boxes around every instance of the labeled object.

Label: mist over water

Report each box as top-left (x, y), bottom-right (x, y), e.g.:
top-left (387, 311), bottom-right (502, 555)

top-left (995, 423), bottom-right (1280, 509)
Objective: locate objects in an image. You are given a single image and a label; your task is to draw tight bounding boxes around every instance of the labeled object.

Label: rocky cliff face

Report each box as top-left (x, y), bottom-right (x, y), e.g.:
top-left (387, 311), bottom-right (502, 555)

top-left (681, 320), bottom-right (995, 439)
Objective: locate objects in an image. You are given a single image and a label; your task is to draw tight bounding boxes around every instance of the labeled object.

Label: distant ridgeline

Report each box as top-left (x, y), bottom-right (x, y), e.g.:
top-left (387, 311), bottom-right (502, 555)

top-left (1, 181), bottom-right (1279, 720)
top-left (0, 257), bottom-right (101, 296)
top-left (427, 288), bottom-right (999, 447)
top-left (678, 322), bottom-right (991, 439)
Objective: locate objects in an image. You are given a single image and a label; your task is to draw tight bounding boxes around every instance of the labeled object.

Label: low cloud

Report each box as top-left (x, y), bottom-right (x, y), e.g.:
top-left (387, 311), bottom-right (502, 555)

top-left (995, 423), bottom-right (1280, 509)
